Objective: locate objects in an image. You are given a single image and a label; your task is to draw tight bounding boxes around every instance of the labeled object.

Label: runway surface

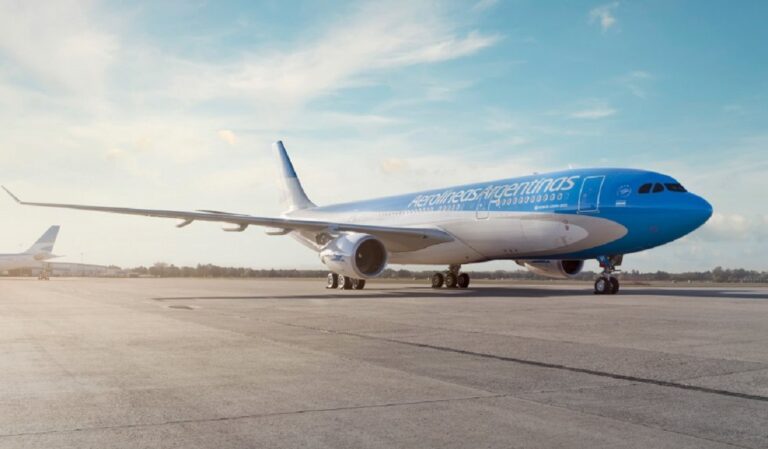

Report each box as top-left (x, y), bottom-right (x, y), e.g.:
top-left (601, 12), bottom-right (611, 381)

top-left (1, 278), bottom-right (767, 449)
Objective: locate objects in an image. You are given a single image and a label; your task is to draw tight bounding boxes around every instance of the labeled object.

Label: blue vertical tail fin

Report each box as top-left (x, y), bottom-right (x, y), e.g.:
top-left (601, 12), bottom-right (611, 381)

top-left (272, 141), bottom-right (316, 213)
top-left (25, 225), bottom-right (60, 255)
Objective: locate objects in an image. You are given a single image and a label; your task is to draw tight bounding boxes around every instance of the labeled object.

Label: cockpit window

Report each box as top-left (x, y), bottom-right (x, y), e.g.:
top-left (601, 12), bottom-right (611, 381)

top-left (665, 183), bottom-right (687, 192)
top-left (653, 183), bottom-right (665, 193)
top-left (638, 183), bottom-right (652, 194)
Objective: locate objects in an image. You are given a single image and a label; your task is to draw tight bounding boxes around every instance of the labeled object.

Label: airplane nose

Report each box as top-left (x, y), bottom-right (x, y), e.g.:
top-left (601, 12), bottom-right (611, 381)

top-left (689, 194), bottom-right (713, 228)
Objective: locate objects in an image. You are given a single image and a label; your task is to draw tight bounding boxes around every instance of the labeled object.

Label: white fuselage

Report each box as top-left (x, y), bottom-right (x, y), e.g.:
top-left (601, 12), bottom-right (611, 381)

top-left (0, 254), bottom-right (47, 272)
top-left (288, 209), bottom-right (627, 265)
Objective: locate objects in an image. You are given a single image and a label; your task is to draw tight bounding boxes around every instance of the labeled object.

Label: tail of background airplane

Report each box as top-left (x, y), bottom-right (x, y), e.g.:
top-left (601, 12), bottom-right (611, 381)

top-left (25, 225), bottom-right (60, 255)
top-left (272, 141), bottom-right (316, 213)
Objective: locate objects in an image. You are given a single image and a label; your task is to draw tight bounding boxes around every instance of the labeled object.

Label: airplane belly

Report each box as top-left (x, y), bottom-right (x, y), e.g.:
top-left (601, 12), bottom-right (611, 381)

top-left (441, 216), bottom-right (527, 259)
top-left (443, 212), bottom-right (626, 259)
top-left (0, 258), bottom-right (37, 271)
top-left (520, 217), bottom-right (589, 253)
top-left (387, 240), bottom-right (486, 265)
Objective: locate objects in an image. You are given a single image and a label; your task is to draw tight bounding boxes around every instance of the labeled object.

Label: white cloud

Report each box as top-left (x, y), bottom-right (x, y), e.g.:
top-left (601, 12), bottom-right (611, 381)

top-left (199, 163), bottom-right (271, 193)
top-left (170, 2), bottom-right (501, 109)
top-left (619, 70), bottom-right (652, 98)
top-left (218, 129), bottom-right (237, 146)
top-left (570, 106), bottom-right (617, 119)
top-left (383, 31), bottom-right (500, 66)
top-left (589, 2), bottom-right (619, 32)
top-left (105, 147), bottom-right (124, 160)
top-left (473, 0), bottom-right (499, 12)
top-left (697, 213), bottom-right (768, 242)
top-left (380, 158), bottom-right (409, 175)
top-left (0, 0), bottom-right (118, 95)
top-left (723, 104), bottom-right (747, 114)
top-left (704, 213), bottom-right (751, 238)
top-left (318, 112), bottom-right (402, 127)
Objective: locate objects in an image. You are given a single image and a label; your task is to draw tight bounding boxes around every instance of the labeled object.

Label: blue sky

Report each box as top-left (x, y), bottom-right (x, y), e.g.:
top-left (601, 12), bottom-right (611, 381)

top-left (0, 0), bottom-right (766, 271)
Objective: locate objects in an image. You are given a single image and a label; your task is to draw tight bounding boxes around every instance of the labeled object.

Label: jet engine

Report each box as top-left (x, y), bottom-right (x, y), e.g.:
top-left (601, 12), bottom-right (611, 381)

top-left (518, 259), bottom-right (584, 279)
top-left (319, 233), bottom-right (388, 279)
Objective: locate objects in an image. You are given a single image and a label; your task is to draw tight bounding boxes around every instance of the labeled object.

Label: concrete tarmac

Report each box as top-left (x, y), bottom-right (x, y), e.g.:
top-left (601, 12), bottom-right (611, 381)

top-left (1, 278), bottom-right (767, 449)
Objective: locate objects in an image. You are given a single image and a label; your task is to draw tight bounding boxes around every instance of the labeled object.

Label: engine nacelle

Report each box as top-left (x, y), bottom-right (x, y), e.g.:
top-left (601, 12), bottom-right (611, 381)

top-left (319, 233), bottom-right (388, 279)
top-left (519, 259), bottom-right (584, 279)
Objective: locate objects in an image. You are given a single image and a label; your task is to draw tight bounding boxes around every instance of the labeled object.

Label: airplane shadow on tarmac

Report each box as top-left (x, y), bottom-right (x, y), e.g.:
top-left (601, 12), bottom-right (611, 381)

top-left (152, 286), bottom-right (768, 302)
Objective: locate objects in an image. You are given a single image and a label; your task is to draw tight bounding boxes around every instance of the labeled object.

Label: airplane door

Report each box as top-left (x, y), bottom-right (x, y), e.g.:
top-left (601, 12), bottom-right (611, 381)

top-left (475, 198), bottom-right (489, 219)
top-left (578, 176), bottom-right (605, 213)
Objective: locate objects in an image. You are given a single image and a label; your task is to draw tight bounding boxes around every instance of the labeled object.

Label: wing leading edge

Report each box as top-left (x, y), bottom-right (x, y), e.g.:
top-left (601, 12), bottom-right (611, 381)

top-left (2, 187), bottom-right (453, 252)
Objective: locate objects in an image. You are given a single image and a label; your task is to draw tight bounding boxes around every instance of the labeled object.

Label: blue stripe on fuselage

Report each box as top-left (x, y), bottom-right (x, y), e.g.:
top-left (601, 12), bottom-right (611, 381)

top-left (310, 167), bottom-right (712, 259)
top-left (313, 168), bottom-right (653, 214)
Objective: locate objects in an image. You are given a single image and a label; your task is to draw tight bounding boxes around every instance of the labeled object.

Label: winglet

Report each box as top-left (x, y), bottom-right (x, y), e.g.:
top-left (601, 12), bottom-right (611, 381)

top-left (2, 186), bottom-right (22, 204)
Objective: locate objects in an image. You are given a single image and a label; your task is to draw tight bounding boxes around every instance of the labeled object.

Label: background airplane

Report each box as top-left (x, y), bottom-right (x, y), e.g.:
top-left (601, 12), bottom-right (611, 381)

top-left (3, 141), bottom-right (712, 294)
top-left (0, 225), bottom-right (61, 280)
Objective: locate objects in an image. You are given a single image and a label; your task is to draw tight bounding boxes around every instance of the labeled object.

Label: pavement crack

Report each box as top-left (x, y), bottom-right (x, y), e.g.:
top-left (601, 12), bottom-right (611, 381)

top-left (271, 320), bottom-right (768, 404)
top-left (674, 366), bottom-right (768, 383)
top-left (0, 394), bottom-right (507, 439)
top-left (508, 394), bottom-right (757, 449)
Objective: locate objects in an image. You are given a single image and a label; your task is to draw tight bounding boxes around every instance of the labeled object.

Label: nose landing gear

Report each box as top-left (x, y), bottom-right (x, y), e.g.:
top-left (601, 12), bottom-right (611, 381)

top-left (594, 255), bottom-right (622, 295)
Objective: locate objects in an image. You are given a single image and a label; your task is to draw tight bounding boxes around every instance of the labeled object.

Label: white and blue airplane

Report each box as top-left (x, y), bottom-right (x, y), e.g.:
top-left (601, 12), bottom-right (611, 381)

top-left (3, 141), bottom-right (712, 294)
top-left (0, 225), bottom-right (60, 279)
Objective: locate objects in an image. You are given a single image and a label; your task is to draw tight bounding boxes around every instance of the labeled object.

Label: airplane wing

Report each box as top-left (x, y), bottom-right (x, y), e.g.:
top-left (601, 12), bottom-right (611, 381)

top-left (2, 187), bottom-right (453, 252)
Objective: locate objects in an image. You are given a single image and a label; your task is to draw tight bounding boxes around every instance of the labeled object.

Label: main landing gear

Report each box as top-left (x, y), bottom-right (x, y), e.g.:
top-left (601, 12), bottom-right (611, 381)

top-left (594, 255), bottom-right (622, 295)
top-left (326, 273), bottom-right (366, 290)
top-left (38, 264), bottom-right (51, 281)
top-left (431, 264), bottom-right (470, 289)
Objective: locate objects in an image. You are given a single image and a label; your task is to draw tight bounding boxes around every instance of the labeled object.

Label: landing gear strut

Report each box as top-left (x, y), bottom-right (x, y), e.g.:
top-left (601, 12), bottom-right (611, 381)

top-left (327, 273), bottom-right (366, 290)
top-left (431, 265), bottom-right (470, 289)
top-left (38, 263), bottom-right (50, 281)
top-left (594, 255), bottom-right (622, 295)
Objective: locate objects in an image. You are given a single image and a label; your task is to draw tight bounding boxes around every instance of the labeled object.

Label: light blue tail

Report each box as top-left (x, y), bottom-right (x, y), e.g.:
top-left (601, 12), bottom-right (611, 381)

top-left (272, 141), bottom-right (315, 212)
top-left (25, 225), bottom-right (60, 255)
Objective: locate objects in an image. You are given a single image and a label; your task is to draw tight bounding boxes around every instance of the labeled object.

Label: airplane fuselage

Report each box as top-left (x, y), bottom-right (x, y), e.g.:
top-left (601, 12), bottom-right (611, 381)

top-left (0, 254), bottom-right (49, 271)
top-left (289, 167), bottom-right (712, 265)
top-left (0, 225), bottom-right (60, 274)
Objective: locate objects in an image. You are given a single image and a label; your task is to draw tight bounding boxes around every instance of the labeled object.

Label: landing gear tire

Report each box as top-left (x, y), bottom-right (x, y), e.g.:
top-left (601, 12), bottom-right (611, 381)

top-left (594, 276), bottom-right (619, 295)
top-left (338, 275), bottom-right (353, 290)
top-left (445, 272), bottom-right (458, 289)
top-left (457, 273), bottom-right (470, 289)
top-left (431, 273), bottom-right (445, 288)
top-left (352, 278), bottom-right (366, 290)
top-left (326, 273), bottom-right (339, 289)
top-left (609, 277), bottom-right (620, 294)
top-left (594, 277), bottom-right (610, 295)
top-left (431, 265), bottom-right (467, 289)
top-left (595, 255), bottom-right (623, 295)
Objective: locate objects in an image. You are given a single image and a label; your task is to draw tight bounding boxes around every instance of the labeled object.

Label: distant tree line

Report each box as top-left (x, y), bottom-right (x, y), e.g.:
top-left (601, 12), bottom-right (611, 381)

top-left (3, 263), bottom-right (765, 283)
top-left (124, 263), bottom-right (768, 283)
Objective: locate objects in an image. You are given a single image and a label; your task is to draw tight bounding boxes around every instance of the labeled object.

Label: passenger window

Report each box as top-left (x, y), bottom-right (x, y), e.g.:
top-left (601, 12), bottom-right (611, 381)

top-left (653, 183), bottom-right (664, 193)
top-left (638, 183), bottom-right (652, 194)
top-left (665, 183), bottom-right (687, 192)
